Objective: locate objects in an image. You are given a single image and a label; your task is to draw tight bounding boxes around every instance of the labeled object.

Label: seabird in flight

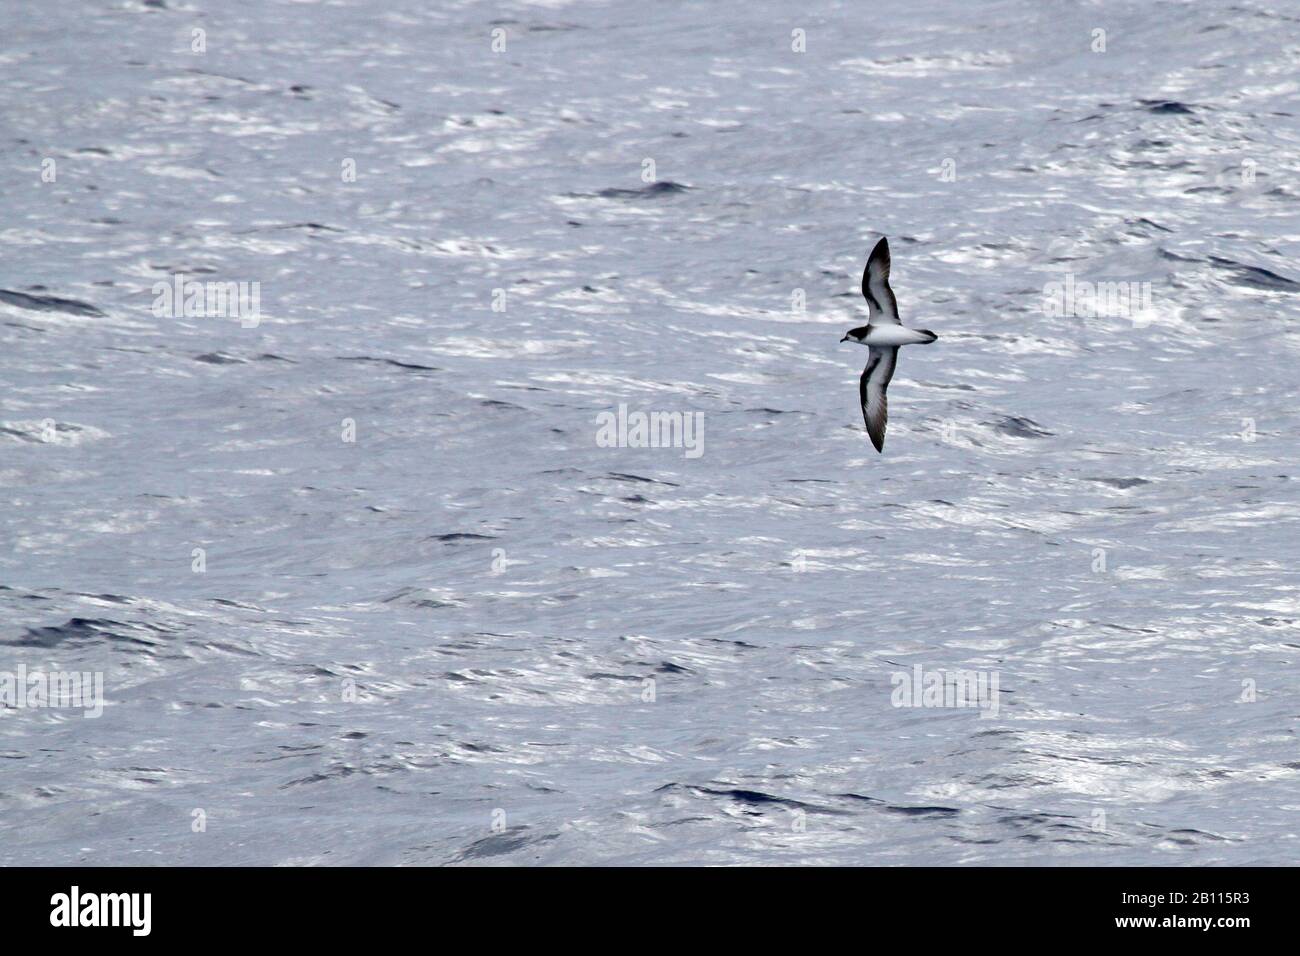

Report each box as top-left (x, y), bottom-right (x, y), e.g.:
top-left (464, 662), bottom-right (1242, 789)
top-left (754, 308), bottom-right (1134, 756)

top-left (840, 237), bottom-right (937, 452)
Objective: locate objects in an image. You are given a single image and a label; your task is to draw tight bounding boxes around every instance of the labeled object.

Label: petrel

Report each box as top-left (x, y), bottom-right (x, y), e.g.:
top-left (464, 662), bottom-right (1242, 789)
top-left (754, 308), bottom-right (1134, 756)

top-left (840, 237), bottom-right (937, 452)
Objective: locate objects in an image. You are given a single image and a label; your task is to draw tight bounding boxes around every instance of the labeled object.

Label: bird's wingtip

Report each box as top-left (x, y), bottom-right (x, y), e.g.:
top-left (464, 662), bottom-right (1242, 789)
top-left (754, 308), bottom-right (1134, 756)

top-left (866, 236), bottom-right (891, 274)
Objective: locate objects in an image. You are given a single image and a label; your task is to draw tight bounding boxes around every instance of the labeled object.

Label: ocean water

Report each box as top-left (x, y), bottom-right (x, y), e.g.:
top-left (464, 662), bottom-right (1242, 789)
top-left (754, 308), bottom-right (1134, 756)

top-left (1, 0), bottom-right (1298, 865)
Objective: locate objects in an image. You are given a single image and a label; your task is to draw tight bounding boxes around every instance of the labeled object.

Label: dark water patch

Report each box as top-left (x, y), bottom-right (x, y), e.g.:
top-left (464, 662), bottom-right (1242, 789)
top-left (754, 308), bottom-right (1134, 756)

top-left (0, 586), bottom-right (49, 601)
top-left (606, 472), bottom-right (680, 486)
top-left (75, 593), bottom-right (134, 604)
top-left (1127, 217), bottom-right (1173, 233)
top-left (4, 319), bottom-right (46, 333)
top-left (884, 805), bottom-right (961, 817)
top-left (593, 181), bottom-right (690, 199)
top-left (0, 420), bottom-right (98, 443)
top-left (414, 598), bottom-right (460, 609)
top-left (151, 264), bottom-right (217, 274)
top-left (664, 783), bottom-right (816, 811)
top-left (1208, 257), bottom-right (1300, 292)
top-left (989, 416), bottom-right (1053, 438)
top-left (459, 742), bottom-right (505, 753)
top-left (9, 617), bottom-right (169, 649)
top-left (194, 352), bottom-right (245, 364)
top-left (705, 788), bottom-right (806, 807)
top-left (261, 744), bottom-right (325, 762)
top-left (0, 289), bottom-right (105, 317)
top-left (201, 640), bottom-right (259, 657)
top-left (433, 532), bottom-right (497, 542)
top-left (209, 598), bottom-right (265, 610)
top-left (1085, 477), bottom-right (1152, 489)
top-left (1118, 158), bottom-right (1195, 171)
top-left (836, 792), bottom-right (884, 804)
top-left (995, 811), bottom-right (1079, 832)
top-left (1152, 826), bottom-right (1232, 844)
top-left (0, 425), bottom-right (40, 443)
top-left (1140, 99), bottom-right (1195, 115)
top-left (453, 826), bottom-right (557, 861)
top-left (281, 765), bottom-right (357, 788)
top-left (336, 356), bottom-right (440, 372)
top-left (277, 222), bottom-right (343, 233)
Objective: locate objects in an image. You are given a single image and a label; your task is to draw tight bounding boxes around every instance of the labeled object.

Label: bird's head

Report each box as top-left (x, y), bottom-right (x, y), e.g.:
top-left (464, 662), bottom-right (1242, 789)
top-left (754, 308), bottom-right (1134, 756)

top-left (840, 325), bottom-right (869, 345)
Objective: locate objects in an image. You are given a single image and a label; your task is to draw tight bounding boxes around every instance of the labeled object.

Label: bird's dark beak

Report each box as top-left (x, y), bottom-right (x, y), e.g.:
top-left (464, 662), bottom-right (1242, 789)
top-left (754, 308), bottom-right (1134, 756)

top-left (839, 335), bottom-right (849, 343)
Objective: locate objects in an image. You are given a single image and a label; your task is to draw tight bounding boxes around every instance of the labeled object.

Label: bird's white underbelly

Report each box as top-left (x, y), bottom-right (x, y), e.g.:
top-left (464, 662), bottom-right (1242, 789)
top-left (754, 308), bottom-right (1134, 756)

top-left (864, 325), bottom-right (932, 346)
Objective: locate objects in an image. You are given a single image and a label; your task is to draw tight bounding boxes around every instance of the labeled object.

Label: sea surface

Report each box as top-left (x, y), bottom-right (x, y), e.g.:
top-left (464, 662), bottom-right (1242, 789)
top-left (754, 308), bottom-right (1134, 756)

top-left (1, 0), bottom-right (1298, 865)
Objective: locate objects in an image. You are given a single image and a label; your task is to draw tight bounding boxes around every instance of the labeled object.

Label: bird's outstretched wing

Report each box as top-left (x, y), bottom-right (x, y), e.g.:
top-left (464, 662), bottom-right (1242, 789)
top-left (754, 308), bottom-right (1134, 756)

top-left (861, 237), bottom-right (900, 324)
top-left (859, 345), bottom-right (897, 452)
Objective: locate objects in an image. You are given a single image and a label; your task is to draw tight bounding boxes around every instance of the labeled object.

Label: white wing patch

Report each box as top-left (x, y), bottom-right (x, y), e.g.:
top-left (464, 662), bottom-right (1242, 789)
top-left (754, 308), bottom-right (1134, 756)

top-left (861, 237), bottom-right (900, 325)
top-left (859, 346), bottom-right (897, 452)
